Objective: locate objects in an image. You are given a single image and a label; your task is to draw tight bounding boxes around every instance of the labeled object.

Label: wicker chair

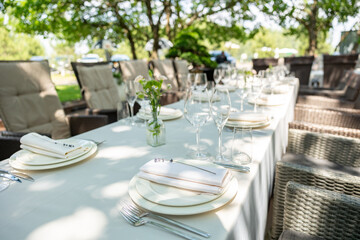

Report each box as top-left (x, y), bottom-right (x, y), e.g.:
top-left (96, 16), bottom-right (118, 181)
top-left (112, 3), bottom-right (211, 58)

top-left (294, 105), bottom-right (360, 129)
top-left (252, 58), bottom-right (279, 73)
top-left (0, 61), bottom-right (108, 160)
top-left (279, 181), bottom-right (360, 240)
top-left (284, 56), bottom-right (314, 86)
top-left (270, 129), bottom-right (360, 239)
top-left (289, 121), bottom-right (360, 138)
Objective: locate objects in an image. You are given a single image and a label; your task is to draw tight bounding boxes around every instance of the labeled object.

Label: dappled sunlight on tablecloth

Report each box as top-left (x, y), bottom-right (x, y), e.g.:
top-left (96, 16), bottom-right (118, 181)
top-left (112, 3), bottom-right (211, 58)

top-left (27, 207), bottom-right (107, 240)
top-left (28, 179), bottom-right (66, 192)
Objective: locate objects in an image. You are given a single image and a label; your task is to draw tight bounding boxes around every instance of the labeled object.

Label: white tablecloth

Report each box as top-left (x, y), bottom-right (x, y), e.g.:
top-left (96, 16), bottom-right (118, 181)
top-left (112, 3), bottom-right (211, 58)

top-left (0, 80), bottom-right (298, 240)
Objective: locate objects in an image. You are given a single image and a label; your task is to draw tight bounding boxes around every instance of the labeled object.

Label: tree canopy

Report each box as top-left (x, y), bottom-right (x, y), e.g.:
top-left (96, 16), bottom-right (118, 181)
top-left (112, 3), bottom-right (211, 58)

top-left (2, 0), bottom-right (258, 59)
top-left (260, 0), bottom-right (360, 55)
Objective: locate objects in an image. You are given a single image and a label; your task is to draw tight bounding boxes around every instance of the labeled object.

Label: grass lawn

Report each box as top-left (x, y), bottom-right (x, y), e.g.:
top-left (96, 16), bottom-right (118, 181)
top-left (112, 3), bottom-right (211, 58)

top-left (55, 85), bottom-right (82, 103)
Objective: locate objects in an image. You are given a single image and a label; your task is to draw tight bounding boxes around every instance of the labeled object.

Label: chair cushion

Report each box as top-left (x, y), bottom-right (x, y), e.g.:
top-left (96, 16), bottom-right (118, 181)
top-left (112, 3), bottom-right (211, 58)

top-left (77, 65), bottom-right (120, 109)
top-left (279, 229), bottom-right (324, 240)
top-left (282, 153), bottom-right (360, 177)
top-left (120, 60), bottom-right (150, 82)
top-left (0, 61), bottom-right (70, 139)
top-left (174, 60), bottom-right (189, 90)
top-left (344, 73), bottom-right (360, 101)
top-left (152, 59), bottom-right (179, 91)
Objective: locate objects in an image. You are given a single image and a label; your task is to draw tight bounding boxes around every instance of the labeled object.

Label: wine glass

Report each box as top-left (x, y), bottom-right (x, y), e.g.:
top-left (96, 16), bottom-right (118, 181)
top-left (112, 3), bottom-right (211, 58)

top-left (209, 88), bottom-right (231, 162)
top-left (187, 73), bottom-right (196, 90)
top-left (232, 127), bottom-right (252, 165)
top-left (222, 68), bottom-right (232, 85)
top-left (251, 77), bottom-right (263, 112)
top-left (213, 68), bottom-right (223, 85)
top-left (194, 73), bottom-right (208, 91)
top-left (235, 75), bottom-right (249, 112)
top-left (125, 80), bottom-right (137, 125)
top-left (184, 89), bottom-right (211, 160)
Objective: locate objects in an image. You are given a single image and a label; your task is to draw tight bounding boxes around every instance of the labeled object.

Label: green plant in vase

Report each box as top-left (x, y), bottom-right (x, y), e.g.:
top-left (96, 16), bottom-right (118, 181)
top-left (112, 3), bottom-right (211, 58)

top-left (136, 71), bottom-right (169, 146)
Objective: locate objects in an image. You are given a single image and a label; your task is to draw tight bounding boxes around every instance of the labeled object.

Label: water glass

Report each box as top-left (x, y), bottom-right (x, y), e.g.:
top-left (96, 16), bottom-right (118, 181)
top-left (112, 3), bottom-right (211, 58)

top-left (251, 77), bottom-right (263, 112)
top-left (232, 128), bottom-right (252, 165)
top-left (125, 80), bottom-right (137, 125)
top-left (194, 73), bottom-right (208, 91)
top-left (213, 68), bottom-right (224, 85)
top-left (117, 101), bottom-right (130, 121)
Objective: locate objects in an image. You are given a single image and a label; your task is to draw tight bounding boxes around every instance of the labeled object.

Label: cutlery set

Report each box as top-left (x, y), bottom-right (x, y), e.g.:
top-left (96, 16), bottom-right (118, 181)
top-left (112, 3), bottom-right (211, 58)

top-left (0, 169), bottom-right (34, 183)
top-left (120, 200), bottom-right (210, 240)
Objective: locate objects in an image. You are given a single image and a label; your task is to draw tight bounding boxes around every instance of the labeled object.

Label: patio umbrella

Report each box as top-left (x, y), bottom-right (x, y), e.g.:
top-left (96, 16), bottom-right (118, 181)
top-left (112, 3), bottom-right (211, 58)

top-left (145, 38), bottom-right (173, 51)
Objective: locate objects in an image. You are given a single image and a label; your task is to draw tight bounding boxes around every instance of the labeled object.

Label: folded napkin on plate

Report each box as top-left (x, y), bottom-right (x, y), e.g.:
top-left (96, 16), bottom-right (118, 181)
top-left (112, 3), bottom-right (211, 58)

top-left (228, 112), bottom-right (268, 123)
top-left (258, 94), bottom-right (285, 104)
top-left (137, 160), bottom-right (231, 194)
top-left (20, 132), bottom-right (88, 158)
top-left (140, 107), bottom-right (179, 117)
top-left (263, 84), bottom-right (289, 94)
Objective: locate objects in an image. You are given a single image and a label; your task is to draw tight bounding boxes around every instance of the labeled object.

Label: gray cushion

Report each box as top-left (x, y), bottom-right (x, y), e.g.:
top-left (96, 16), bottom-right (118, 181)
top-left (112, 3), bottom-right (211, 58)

top-left (0, 61), bottom-right (70, 139)
top-left (120, 60), bottom-right (150, 82)
top-left (344, 73), bottom-right (360, 101)
top-left (77, 64), bottom-right (120, 109)
top-left (282, 153), bottom-right (360, 177)
top-left (152, 59), bottom-right (179, 91)
top-left (174, 60), bottom-right (189, 90)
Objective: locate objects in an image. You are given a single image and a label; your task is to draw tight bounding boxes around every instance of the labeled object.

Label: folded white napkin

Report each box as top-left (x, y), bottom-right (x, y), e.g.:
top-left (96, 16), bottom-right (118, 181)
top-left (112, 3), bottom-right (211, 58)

top-left (20, 132), bottom-right (88, 158)
top-left (140, 107), bottom-right (180, 117)
top-left (263, 84), bottom-right (289, 94)
top-left (138, 160), bottom-right (231, 194)
top-left (228, 112), bottom-right (268, 123)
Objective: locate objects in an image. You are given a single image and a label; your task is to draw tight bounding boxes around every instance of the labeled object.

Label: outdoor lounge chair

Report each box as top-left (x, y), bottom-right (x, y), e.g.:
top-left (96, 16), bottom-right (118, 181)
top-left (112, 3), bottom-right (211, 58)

top-left (173, 59), bottom-right (189, 91)
top-left (119, 60), bottom-right (150, 82)
top-left (252, 57), bottom-right (279, 73)
top-left (278, 182), bottom-right (360, 240)
top-left (270, 128), bottom-right (360, 239)
top-left (71, 62), bottom-right (131, 123)
top-left (284, 56), bottom-right (314, 86)
top-left (297, 71), bottom-right (360, 103)
top-left (323, 54), bottom-right (359, 88)
top-left (0, 60), bottom-right (108, 160)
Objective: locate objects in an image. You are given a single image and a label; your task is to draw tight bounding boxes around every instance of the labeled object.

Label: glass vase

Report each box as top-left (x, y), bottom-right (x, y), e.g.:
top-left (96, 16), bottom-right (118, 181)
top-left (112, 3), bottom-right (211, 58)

top-left (146, 111), bottom-right (166, 147)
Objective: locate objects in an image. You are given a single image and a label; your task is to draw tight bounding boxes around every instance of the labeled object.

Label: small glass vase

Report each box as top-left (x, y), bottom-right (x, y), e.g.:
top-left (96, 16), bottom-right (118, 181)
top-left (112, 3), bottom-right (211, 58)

top-left (146, 111), bottom-right (166, 147)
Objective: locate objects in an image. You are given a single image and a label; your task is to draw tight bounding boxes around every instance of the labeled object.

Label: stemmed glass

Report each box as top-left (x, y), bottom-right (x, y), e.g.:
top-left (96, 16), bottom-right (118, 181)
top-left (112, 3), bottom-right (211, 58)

top-left (125, 80), bottom-right (137, 125)
top-left (184, 89), bottom-right (211, 160)
top-left (232, 128), bottom-right (252, 165)
top-left (251, 77), bottom-right (263, 112)
top-left (187, 73), bottom-right (196, 90)
top-left (209, 88), bottom-right (231, 162)
top-left (236, 75), bottom-right (249, 112)
top-left (194, 73), bottom-right (208, 91)
top-left (213, 68), bottom-right (223, 85)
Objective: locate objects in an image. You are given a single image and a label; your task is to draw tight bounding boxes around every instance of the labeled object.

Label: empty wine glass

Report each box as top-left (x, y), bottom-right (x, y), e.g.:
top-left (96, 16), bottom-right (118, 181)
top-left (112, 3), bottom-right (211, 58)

top-left (117, 101), bottom-right (130, 121)
top-left (251, 77), bottom-right (263, 112)
top-left (232, 128), bottom-right (252, 165)
top-left (187, 73), bottom-right (196, 90)
top-left (184, 89), bottom-right (211, 160)
top-left (222, 68), bottom-right (232, 85)
top-left (194, 73), bottom-right (208, 91)
top-left (213, 68), bottom-right (223, 85)
top-left (209, 88), bottom-right (231, 162)
top-left (236, 75), bottom-right (249, 112)
top-left (125, 80), bottom-right (137, 125)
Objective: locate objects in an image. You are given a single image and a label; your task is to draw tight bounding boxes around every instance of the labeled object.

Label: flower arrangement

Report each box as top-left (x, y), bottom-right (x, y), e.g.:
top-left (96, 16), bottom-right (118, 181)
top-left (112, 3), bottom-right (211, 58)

top-left (136, 71), bottom-right (170, 146)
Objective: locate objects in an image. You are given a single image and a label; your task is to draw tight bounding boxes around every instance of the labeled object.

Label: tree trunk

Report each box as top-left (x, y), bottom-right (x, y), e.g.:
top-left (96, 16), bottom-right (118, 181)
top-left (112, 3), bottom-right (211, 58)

top-left (165, 3), bottom-right (172, 41)
top-left (127, 32), bottom-right (137, 60)
top-left (151, 27), bottom-right (160, 59)
top-left (306, 1), bottom-right (318, 56)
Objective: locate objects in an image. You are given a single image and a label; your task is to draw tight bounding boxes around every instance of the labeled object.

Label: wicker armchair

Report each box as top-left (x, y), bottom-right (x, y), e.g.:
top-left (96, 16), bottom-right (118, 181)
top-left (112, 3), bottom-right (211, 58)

top-left (289, 121), bottom-right (360, 138)
top-left (296, 94), bottom-right (360, 110)
top-left (270, 128), bottom-right (360, 239)
top-left (279, 181), bottom-right (360, 240)
top-left (294, 105), bottom-right (360, 129)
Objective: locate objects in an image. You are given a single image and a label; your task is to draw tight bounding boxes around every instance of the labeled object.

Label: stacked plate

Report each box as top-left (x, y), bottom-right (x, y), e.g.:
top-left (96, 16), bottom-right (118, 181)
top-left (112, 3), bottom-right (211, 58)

top-left (248, 94), bottom-right (286, 106)
top-left (128, 160), bottom-right (238, 215)
top-left (225, 112), bottom-right (271, 129)
top-left (9, 138), bottom-right (97, 170)
top-left (137, 107), bottom-right (183, 121)
top-left (262, 83), bottom-right (290, 94)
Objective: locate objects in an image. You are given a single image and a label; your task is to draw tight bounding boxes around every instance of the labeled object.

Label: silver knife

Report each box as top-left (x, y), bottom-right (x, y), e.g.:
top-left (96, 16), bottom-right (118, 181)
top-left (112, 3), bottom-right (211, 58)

top-left (213, 162), bottom-right (250, 173)
top-left (0, 173), bottom-right (22, 183)
top-left (0, 170), bottom-right (34, 182)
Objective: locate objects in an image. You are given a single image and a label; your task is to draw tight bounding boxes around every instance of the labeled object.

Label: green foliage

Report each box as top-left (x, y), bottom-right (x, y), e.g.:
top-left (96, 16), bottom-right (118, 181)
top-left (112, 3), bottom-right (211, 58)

top-left (55, 85), bottom-right (81, 103)
top-left (0, 25), bottom-right (44, 60)
top-left (166, 30), bottom-right (217, 68)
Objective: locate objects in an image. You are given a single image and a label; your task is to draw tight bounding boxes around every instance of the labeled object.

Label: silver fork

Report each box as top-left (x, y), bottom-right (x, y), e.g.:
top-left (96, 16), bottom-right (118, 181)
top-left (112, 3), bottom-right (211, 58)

top-left (122, 201), bottom-right (210, 238)
top-left (119, 204), bottom-right (201, 240)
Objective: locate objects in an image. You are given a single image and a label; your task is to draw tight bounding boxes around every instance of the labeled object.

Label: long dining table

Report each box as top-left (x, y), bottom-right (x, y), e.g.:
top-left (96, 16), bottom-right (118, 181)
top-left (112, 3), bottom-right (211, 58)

top-left (0, 79), bottom-right (298, 240)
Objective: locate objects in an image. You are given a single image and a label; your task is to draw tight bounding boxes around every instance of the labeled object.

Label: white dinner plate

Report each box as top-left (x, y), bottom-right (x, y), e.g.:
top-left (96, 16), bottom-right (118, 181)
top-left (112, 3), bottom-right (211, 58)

top-left (15, 139), bottom-right (94, 166)
top-left (9, 142), bottom-right (97, 170)
top-left (137, 108), bottom-right (183, 121)
top-left (135, 176), bottom-right (227, 207)
top-left (128, 176), bottom-right (238, 215)
top-left (225, 119), bottom-right (271, 129)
